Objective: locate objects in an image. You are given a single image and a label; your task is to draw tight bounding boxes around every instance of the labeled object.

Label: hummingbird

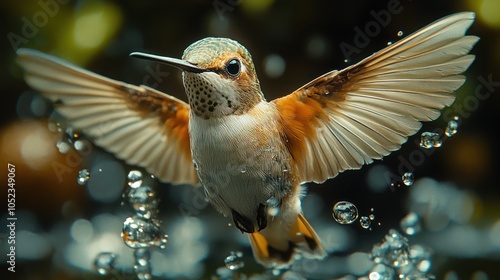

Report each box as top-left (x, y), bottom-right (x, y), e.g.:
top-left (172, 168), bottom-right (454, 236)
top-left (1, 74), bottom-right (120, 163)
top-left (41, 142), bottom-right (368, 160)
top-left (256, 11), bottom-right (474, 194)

top-left (17, 12), bottom-right (478, 268)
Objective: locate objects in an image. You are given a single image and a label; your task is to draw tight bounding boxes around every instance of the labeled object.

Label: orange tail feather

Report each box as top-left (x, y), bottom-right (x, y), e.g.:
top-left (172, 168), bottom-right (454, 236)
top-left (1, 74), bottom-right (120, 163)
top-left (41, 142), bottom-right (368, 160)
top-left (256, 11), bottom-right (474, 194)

top-left (248, 213), bottom-right (326, 268)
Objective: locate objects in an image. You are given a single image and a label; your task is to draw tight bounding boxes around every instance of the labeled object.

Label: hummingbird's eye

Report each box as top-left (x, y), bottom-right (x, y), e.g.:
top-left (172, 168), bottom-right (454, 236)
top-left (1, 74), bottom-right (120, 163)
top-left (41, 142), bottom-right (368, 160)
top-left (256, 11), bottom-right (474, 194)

top-left (225, 59), bottom-right (241, 76)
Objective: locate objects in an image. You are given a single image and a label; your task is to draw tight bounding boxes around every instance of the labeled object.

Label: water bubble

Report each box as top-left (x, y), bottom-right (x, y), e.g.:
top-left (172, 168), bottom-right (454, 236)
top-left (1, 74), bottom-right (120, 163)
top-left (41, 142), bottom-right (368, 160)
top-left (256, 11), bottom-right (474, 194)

top-left (371, 229), bottom-right (410, 268)
top-left (126, 185), bottom-right (158, 219)
top-left (56, 139), bottom-right (70, 154)
top-left (193, 160), bottom-right (199, 170)
top-left (122, 216), bottom-right (168, 249)
top-left (402, 172), bottom-right (414, 187)
top-left (360, 216), bottom-right (372, 229)
top-left (409, 244), bottom-right (432, 274)
top-left (397, 31), bottom-right (404, 37)
top-left (400, 212), bottom-right (421, 235)
top-left (74, 139), bottom-right (91, 152)
top-left (369, 264), bottom-right (395, 280)
top-left (94, 252), bottom-right (117, 275)
top-left (419, 132), bottom-right (442, 149)
top-left (266, 198), bottom-right (280, 217)
top-left (369, 214), bottom-right (376, 220)
top-left (387, 41), bottom-right (393, 46)
top-left (445, 119), bottom-right (459, 137)
top-left (332, 201), bottom-right (358, 224)
top-left (77, 169), bottom-right (90, 185)
top-left (134, 248), bottom-right (151, 280)
top-left (127, 170), bottom-right (143, 188)
top-left (224, 251), bottom-right (244, 271)
top-left (344, 59), bottom-right (349, 63)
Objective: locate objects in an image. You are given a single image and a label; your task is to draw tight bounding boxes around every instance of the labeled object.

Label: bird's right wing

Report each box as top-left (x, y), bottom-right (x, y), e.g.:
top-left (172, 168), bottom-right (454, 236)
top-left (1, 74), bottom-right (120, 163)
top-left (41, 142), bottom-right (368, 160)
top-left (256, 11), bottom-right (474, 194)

top-left (18, 49), bottom-right (198, 185)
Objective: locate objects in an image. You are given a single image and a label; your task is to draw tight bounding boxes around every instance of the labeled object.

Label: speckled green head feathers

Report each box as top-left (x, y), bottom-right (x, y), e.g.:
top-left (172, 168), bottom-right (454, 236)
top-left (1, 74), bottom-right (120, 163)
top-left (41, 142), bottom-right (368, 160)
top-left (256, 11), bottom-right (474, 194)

top-left (182, 37), bottom-right (256, 75)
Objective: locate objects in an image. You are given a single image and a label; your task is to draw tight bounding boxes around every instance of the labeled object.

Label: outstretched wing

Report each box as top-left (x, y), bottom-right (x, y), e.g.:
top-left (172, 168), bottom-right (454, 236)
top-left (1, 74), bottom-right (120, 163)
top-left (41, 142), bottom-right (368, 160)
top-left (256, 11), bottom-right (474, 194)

top-left (273, 12), bottom-right (478, 183)
top-left (17, 49), bottom-right (198, 185)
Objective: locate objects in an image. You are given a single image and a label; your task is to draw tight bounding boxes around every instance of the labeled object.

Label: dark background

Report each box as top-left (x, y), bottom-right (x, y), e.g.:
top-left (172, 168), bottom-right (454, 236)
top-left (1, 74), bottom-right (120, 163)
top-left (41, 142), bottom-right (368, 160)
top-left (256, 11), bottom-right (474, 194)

top-left (1, 0), bottom-right (499, 279)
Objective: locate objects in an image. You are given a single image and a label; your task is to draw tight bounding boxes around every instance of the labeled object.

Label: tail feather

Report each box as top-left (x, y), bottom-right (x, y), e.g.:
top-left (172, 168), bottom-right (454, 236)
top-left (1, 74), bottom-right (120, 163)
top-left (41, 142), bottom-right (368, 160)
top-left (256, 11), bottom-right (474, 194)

top-left (248, 213), bottom-right (326, 268)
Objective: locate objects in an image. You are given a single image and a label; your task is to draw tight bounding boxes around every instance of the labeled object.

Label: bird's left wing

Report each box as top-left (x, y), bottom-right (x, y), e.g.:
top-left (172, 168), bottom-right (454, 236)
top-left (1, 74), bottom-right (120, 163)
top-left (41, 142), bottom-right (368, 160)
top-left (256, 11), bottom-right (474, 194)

top-left (17, 48), bottom-right (198, 185)
top-left (273, 12), bottom-right (479, 183)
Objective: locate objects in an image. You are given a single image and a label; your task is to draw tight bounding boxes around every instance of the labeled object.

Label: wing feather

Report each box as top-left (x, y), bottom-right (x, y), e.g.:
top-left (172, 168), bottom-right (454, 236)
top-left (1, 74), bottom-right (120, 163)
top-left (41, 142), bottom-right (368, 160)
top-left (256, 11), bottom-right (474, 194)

top-left (17, 48), bottom-right (198, 185)
top-left (274, 12), bottom-right (478, 183)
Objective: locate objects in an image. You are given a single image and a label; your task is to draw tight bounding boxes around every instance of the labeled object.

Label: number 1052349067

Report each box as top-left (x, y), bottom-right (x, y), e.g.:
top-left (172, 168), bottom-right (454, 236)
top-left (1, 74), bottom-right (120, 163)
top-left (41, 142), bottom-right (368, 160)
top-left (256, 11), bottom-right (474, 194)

top-left (7, 163), bottom-right (15, 215)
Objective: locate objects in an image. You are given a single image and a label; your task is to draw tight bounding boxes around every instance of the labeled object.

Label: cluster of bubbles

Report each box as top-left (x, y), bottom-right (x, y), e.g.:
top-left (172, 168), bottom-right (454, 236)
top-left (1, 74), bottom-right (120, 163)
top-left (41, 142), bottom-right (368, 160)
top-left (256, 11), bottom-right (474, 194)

top-left (332, 201), bottom-right (377, 230)
top-left (90, 170), bottom-right (168, 279)
top-left (48, 118), bottom-right (92, 156)
top-left (420, 117), bottom-right (460, 149)
top-left (224, 251), bottom-right (245, 271)
top-left (213, 251), bottom-right (246, 279)
top-left (94, 252), bottom-right (117, 276)
top-left (369, 229), bottom-right (433, 279)
top-left (121, 170), bottom-right (168, 279)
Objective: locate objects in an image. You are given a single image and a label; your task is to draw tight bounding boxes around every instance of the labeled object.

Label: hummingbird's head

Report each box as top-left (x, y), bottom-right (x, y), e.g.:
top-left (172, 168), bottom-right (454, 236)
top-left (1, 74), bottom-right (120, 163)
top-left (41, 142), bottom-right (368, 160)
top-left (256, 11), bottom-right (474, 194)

top-left (131, 37), bottom-right (264, 119)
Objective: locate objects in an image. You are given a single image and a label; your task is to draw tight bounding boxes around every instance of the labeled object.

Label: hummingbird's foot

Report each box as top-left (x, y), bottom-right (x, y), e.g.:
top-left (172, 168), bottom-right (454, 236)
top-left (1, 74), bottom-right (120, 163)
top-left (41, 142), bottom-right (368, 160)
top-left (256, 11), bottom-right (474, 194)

top-left (257, 203), bottom-right (267, 231)
top-left (231, 209), bottom-right (255, 233)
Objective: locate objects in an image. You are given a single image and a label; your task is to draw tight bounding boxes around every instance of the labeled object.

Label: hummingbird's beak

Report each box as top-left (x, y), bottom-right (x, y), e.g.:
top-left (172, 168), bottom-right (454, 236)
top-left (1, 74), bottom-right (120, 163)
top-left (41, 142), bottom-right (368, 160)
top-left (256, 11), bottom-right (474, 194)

top-left (130, 52), bottom-right (206, 73)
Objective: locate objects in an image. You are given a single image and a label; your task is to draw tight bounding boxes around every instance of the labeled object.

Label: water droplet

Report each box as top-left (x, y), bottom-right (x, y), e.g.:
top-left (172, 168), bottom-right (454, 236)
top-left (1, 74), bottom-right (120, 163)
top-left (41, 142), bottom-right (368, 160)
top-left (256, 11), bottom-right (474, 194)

top-left (387, 41), bottom-right (393, 46)
top-left (94, 252), bottom-right (117, 275)
top-left (397, 31), bottom-right (404, 37)
top-left (134, 248), bottom-right (151, 280)
top-left (369, 214), bottom-right (376, 220)
top-left (193, 160), bottom-right (199, 170)
top-left (56, 139), bottom-right (70, 154)
top-left (272, 268), bottom-right (282, 276)
top-left (400, 212), bottom-right (421, 235)
top-left (409, 244), bottom-right (432, 273)
top-left (332, 201), bottom-right (358, 224)
top-left (369, 264), bottom-right (395, 280)
top-left (224, 251), bottom-right (244, 271)
top-left (127, 170), bottom-right (143, 188)
top-left (77, 169), bottom-right (90, 185)
top-left (419, 132), bottom-right (442, 149)
top-left (344, 59), bottom-right (349, 63)
top-left (371, 229), bottom-right (410, 268)
top-left (74, 139), bottom-right (91, 152)
top-left (360, 216), bottom-right (371, 229)
top-left (266, 198), bottom-right (280, 217)
top-left (369, 271), bottom-right (381, 280)
top-left (122, 216), bottom-right (168, 249)
top-left (445, 119), bottom-right (459, 137)
top-left (127, 185), bottom-right (158, 219)
top-left (402, 172), bottom-right (414, 187)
